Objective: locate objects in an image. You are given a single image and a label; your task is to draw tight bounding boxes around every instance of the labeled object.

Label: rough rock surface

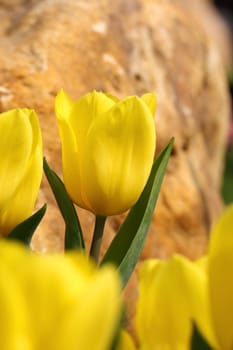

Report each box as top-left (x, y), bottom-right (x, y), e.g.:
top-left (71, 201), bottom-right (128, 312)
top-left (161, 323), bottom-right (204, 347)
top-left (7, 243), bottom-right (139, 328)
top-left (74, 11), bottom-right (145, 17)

top-left (0, 0), bottom-right (231, 331)
top-left (174, 0), bottom-right (233, 72)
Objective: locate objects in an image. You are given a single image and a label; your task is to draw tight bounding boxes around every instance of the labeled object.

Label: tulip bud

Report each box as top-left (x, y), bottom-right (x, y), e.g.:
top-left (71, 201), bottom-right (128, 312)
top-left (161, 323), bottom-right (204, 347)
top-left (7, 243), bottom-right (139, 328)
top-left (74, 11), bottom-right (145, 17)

top-left (55, 90), bottom-right (156, 216)
top-left (0, 108), bottom-right (43, 235)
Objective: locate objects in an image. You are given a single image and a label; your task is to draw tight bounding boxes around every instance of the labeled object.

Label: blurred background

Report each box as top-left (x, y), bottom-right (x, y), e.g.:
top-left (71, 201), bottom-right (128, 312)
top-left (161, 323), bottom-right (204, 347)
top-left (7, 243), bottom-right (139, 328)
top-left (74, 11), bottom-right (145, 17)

top-left (215, 0), bottom-right (233, 203)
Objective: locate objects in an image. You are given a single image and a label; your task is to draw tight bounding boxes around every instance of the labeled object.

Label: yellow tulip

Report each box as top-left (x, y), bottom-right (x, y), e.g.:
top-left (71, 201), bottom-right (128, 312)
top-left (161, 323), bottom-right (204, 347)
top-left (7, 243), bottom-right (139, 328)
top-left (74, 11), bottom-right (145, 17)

top-left (208, 204), bottom-right (233, 350)
top-left (134, 206), bottom-right (233, 350)
top-left (117, 331), bottom-right (136, 350)
top-left (135, 255), bottom-right (216, 350)
top-left (55, 90), bottom-right (156, 216)
top-left (0, 108), bottom-right (42, 235)
top-left (0, 240), bottom-right (122, 350)
top-left (0, 259), bottom-right (31, 350)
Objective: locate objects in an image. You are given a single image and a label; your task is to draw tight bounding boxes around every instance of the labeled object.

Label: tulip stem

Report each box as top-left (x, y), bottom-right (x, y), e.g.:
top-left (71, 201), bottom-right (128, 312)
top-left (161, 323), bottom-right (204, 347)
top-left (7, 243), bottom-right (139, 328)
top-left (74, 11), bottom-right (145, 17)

top-left (90, 215), bottom-right (107, 263)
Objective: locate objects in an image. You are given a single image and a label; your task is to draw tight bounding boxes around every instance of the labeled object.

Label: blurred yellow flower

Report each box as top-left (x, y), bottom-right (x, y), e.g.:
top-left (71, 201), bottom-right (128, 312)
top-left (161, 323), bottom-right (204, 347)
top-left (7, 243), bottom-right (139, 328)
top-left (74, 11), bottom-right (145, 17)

top-left (117, 331), bottom-right (136, 350)
top-left (55, 90), bottom-right (156, 216)
top-left (135, 256), bottom-right (216, 350)
top-left (0, 240), bottom-right (122, 350)
top-left (208, 204), bottom-right (233, 350)
top-left (0, 108), bottom-right (42, 235)
top-left (133, 205), bottom-right (233, 350)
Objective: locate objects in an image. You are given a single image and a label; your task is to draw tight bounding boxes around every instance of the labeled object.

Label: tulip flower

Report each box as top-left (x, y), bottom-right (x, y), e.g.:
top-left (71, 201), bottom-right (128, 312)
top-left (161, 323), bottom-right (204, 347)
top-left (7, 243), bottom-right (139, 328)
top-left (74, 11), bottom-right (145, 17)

top-left (208, 204), bottom-right (233, 350)
top-left (133, 205), bottom-right (233, 350)
top-left (0, 240), bottom-right (122, 350)
top-left (55, 90), bottom-right (156, 216)
top-left (0, 108), bottom-right (42, 235)
top-left (117, 331), bottom-right (136, 350)
top-left (135, 256), bottom-right (217, 350)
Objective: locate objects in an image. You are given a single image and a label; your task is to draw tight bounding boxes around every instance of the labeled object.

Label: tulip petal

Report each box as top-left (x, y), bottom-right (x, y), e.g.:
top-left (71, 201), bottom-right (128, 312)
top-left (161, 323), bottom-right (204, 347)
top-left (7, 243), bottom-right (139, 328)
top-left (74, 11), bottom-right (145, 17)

top-left (55, 90), bottom-right (80, 202)
top-left (0, 243), bottom-right (31, 350)
top-left (195, 256), bottom-right (208, 271)
top-left (0, 109), bottom-right (33, 209)
top-left (101, 139), bottom-right (174, 287)
top-left (0, 263), bottom-right (31, 350)
top-left (135, 256), bottom-right (216, 350)
top-left (28, 256), bottom-right (120, 350)
top-left (55, 89), bottom-right (74, 119)
top-left (208, 205), bottom-right (233, 350)
top-left (68, 91), bottom-right (115, 209)
top-left (117, 331), bottom-right (136, 350)
top-left (105, 93), bottom-right (120, 103)
top-left (69, 267), bottom-right (122, 350)
top-left (55, 91), bottom-right (115, 209)
top-left (26, 257), bottom-right (95, 349)
top-left (0, 109), bottom-right (42, 234)
top-left (81, 96), bottom-right (156, 215)
top-left (0, 240), bottom-right (122, 350)
top-left (56, 90), bottom-right (115, 142)
top-left (141, 93), bottom-right (156, 117)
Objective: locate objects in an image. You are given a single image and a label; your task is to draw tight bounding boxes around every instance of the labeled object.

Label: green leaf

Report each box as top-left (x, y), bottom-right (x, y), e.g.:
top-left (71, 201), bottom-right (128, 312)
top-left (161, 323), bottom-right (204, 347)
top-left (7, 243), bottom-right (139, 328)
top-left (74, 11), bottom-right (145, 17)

top-left (7, 204), bottom-right (47, 245)
top-left (101, 138), bottom-right (174, 287)
top-left (43, 158), bottom-right (85, 251)
top-left (191, 324), bottom-right (212, 350)
top-left (221, 145), bottom-right (233, 204)
top-left (229, 69), bottom-right (233, 86)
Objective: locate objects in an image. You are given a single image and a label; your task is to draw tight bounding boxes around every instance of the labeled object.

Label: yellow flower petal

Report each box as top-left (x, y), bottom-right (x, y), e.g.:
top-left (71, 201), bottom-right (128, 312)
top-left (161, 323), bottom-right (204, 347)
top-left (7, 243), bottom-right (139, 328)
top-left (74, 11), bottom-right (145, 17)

top-left (141, 93), bottom-right (156, 117)
top-left (117, 331), bottom-right (136, 350)
top-left (0, 109), bottom-right (32, 208)
top-left (55, 89), bottom-right (74, 119)
top-left (208, 205), bottom-right (233, 350)
top-left (195, 255), bottom-right (208, 271)
top-left (0, 259), bottom-right (31, 350)
top-left (135, 255), bottom-right (216, 350)
top-left (69, 267), bottom-right (122, 350)
top-left (56, 90), bottom-right (115, 145)
top-left (55, 90), bottom-right (115, 210)
top-left (0, 109), bottom-right (42, 234)
top-left (0, 240), bottom-right (122, 350)
top-left (81, 96), bottom-right (155, 215)
top-left (105, 93), bottom-right (120, 103)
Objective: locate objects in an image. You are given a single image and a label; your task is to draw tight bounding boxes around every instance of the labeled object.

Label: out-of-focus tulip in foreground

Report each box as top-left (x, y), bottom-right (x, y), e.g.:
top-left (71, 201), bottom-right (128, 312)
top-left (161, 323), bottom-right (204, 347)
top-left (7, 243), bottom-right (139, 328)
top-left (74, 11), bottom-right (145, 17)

top-left (132, 205), bottom-right (233, 350)
top-left (55, 90), bottom-right (156, 216)
top-left (0, 108), bottom-right (42, 235)
top-left (0, 240), bottom-right (122, 350)
top-left (135, 256), bottom-right (216, 350)
top-left (208, 204), bottom-right (233, 350)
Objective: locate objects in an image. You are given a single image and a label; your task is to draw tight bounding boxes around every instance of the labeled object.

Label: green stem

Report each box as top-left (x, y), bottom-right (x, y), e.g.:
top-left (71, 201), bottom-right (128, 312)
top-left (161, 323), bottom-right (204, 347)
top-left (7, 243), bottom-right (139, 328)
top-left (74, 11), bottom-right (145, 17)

top-left (90, 215), bottom-right (106, 263)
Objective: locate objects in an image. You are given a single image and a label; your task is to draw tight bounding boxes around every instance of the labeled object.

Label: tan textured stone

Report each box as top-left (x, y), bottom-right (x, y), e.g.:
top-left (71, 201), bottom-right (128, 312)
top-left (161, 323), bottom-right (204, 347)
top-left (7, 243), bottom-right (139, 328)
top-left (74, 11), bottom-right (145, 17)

top-left (173, 0), bottom-right (233, 72)
top-left (0, 0), bottom-right (231, 332)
